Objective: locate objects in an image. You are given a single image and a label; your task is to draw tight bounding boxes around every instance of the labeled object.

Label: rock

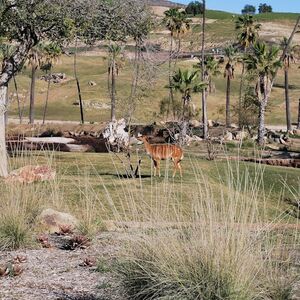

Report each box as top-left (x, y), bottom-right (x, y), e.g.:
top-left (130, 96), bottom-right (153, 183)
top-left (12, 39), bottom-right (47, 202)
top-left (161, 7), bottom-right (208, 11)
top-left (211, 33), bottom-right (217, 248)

top-left (5, 165), bottom-right (56, 184)
top-left (88, 80), bottom-right (97, 86)
top-left (224, 131), bottom-right (233, 141)
top-left (38, 208), bottom-right (79, 234)
top-left (293, 129), bottom-right (300, 136)
top-left (190, 119), bottom-right (201, 127)
top-left (230, 123), bottom-right (239, 129)
top-left (191, 135), bottom-right (203, 141)
top-left (208, 120), bottom-right (214, 127)
top-left (235, 130), bottom-right (249, 140)
top-left (103, 118), bottom-right (129, 151)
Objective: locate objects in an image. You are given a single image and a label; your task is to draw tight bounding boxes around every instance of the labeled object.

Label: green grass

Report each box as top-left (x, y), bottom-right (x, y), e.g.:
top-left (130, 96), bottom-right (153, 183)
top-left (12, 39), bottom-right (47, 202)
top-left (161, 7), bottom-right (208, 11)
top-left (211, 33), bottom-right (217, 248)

top-left (5, 148), bottom-right (299, 222)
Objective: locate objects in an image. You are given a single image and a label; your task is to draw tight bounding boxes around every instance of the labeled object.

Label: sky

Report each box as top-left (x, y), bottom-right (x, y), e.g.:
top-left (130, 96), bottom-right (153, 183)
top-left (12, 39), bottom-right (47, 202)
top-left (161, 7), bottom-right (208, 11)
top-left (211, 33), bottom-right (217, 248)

top-left (175, 0), bottom-right (300, 14)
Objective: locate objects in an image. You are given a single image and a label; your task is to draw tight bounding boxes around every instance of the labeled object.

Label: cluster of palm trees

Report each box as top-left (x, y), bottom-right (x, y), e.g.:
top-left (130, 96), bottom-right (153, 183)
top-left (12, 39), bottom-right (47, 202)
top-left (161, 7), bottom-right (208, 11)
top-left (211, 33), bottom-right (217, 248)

top-left (163, 8), bottom-right (299, 145)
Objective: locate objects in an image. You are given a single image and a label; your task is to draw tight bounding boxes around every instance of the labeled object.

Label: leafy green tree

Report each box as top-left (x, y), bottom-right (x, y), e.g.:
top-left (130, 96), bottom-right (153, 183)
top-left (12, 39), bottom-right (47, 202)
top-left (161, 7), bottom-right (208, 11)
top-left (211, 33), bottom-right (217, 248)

top-left (241, 5), bottom-right (256, 15)
top-left (170, 69), bottom-right (205, 143)
top-left (224, 46), bottom-right (237, 127)
top-left (258, 3), bottom-right (272, 13)
top-left (0, 0), bottom-right (77, 177)
top-left (244, 42), bottom-right (281, 145)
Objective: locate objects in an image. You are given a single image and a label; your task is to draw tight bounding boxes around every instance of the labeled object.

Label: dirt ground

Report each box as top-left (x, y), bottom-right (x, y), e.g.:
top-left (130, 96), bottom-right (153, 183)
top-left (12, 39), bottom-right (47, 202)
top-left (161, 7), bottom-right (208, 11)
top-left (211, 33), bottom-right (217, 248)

top-left (0, 233), bottom-right (125, 300)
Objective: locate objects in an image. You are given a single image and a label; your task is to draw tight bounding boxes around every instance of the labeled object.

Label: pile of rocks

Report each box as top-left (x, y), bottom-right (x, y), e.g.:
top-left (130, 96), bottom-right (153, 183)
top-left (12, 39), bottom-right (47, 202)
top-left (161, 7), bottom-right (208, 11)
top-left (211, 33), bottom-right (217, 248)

top-left (40, 73), bottom-right (66, 83)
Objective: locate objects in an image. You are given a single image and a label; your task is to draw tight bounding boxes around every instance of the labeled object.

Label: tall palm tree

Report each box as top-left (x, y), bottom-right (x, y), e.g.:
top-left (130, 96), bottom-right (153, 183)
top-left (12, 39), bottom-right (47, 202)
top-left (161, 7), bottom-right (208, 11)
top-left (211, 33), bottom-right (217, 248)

top-left (107, 44), bottom-right (124, 122)
top-left (27, 43), bottom-right (48, 124)
top-left (281, 37), bottom-right (296, 131)
top-left (235, 15), bottom-right (261, 127)
top-left (163, 8), bottom-right (191, 119)
top-left (224, 45), bottom-right (237, 127)
top-left (40, 43), bottom-right (62, 124)
top-left (170, 68), bottom-right (205, 144)
top-left (201, 0), bottom-right (208, 139)
top-left (244, 42), bottom-right (281, 145)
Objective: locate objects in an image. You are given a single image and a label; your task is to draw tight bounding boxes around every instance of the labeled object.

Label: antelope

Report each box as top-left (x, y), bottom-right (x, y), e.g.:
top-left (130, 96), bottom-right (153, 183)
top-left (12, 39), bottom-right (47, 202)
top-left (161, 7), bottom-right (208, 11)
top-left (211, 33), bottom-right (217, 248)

top-left (137, 135), bottom-right (183, 177)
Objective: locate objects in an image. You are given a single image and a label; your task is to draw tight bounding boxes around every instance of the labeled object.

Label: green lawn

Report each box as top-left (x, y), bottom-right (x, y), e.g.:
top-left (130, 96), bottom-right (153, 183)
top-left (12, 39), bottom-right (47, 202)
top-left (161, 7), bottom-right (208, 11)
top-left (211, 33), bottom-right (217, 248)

top-left (6, 149), bottom-right (299, 222)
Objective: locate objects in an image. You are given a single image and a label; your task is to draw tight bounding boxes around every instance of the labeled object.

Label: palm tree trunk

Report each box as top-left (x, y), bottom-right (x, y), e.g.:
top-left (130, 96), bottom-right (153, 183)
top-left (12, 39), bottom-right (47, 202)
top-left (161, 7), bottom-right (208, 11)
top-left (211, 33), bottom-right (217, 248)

top-left (226, 75), bottom-right (231, 127)
top-left (74, 38), bottom-right (84, 124)
top-left (111, 61), bottom-right (116, 122)
top-left (0, 85), bottom-right (8, 177)
top-left (284, 68), bottom-right (292, 131)
top-left (258, 100), bottom-right (267, 146)
top-left (42, 75), bottom-right (51, 125)
top-left (238, 56), bottom-right (245, 128)
top-left (168, 32), bottom-right (176, 120)
top-left (201, 0), bottom-right (208, 139)
top-left (29, 66), bottom-right (37, 124)
top-left (13, 74), bottom-right (22, 124)
top-left (297, 98), bottom-right (300, 129)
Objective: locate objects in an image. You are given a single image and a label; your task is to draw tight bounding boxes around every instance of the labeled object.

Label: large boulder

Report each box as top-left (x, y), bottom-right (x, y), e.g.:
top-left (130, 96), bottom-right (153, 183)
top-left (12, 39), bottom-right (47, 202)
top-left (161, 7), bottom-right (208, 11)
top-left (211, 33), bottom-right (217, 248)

top-left (5, 165), bottom-right (56, 184)
top-left (37, 208), bottom-right (79, 234)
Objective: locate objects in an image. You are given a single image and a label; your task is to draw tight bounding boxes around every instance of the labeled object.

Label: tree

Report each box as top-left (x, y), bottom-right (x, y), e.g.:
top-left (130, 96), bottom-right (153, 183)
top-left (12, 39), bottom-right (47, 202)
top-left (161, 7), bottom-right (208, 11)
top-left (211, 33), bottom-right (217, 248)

top-left (244, 42), bottom-right (281, 145)
top-left (40, 43), bottom-right (62, 125)
top-left (258, 3), bottom-right (272, 13)
top-left (27, 43), bottom-right (49, 124)
top-left (194, 55), bottom-right (220, 94)
top-left (281, 37), bottom-right (296, 131)
top-left (185, 1), bottom-right (204, 16)
top-left (201, 0), bottom-right (208, 139)
top-left (224, 46), bottom-right (237, 127)
top-left (163, 8), bottom-right (191, 119)
top-left (107, 44), bottom-right (124, 122)
top-left (0, 0), bottom-right (78, 177)
top-left (241, 5), bottom-right (256, 15)
top-left (235, 15), bottom-right (261, 127)
top-left (170, 69), bottom-right (205, 144)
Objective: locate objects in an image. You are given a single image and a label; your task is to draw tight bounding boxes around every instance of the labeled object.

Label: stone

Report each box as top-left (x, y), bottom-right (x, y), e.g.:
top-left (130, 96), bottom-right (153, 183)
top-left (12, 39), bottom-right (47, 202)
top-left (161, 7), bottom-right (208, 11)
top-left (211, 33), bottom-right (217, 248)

top-left (223, 131), bottom-right (233, 141)
top-left (38, 208), bottom-right (79, 234)
top-left (230, 123), bottom-right (239, 129)
top-left (293, 129), bottom-right (300, 136)
top-left (190, 119), bottom-right (201, 127)
top-left (5, 165), bottom-right (56, 184)
top-left (88, 80), bottom-right (97, 86)
top-left (207, 120), bottom-right (214, 127)
top-left (103, 118), bottom-right (129, 151)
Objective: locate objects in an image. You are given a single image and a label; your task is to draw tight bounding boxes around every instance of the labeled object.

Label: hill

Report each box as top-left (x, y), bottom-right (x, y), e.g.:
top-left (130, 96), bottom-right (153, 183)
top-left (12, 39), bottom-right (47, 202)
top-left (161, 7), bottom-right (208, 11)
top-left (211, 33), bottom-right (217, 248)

top-left (146, 0), bottom-right (185, 7)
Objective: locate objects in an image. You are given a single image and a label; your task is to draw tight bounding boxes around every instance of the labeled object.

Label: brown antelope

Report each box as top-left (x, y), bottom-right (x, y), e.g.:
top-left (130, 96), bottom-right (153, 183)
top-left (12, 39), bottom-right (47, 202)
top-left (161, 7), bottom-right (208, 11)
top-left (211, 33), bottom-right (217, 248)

top-left (138, 135), bottom-right (183, 177)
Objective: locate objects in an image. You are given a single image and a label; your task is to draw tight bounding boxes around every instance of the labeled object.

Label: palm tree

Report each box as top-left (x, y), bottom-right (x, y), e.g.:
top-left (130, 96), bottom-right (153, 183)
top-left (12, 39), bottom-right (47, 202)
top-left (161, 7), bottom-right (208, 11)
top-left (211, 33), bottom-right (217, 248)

top-left (235, 15), bottom-right (261, 127)
top-left (107, 44), bottom-right (124, 122)
top-left (40, 43), bottom-right (62, 124)
top-left (163, 8), bottom-right (191, 119)
top-left (201, 0), bottom-right (208, 139)
top-left (27, 43), bottom-right (48, 124)
top-left (281, 37), bottom-right (296, 131)
top-left (170, 69), bottom-right (205, 144)
top-left (244, 42), bottom-right (281, 145)
top-left (224, 46), bottom-right (237, 127)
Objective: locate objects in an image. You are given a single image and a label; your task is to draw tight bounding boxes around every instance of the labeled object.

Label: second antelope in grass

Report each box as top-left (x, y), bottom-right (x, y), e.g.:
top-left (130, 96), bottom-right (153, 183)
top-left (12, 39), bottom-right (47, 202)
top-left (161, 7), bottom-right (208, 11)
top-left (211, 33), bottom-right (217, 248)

top-left (137, 135), bottom-right (183, 177)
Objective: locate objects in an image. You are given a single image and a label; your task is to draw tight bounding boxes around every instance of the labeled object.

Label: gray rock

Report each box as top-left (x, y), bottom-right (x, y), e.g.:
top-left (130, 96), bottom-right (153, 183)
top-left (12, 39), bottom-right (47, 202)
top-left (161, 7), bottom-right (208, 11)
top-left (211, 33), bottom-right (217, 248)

top-left (37, 208), bottom-right (79, 234)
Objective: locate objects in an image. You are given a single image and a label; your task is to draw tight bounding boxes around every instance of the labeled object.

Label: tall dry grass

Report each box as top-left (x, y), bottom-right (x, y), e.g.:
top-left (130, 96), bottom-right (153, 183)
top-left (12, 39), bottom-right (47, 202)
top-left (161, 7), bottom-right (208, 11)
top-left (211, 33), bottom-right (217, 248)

top-left (110, 160), bottom-right (299, 300)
